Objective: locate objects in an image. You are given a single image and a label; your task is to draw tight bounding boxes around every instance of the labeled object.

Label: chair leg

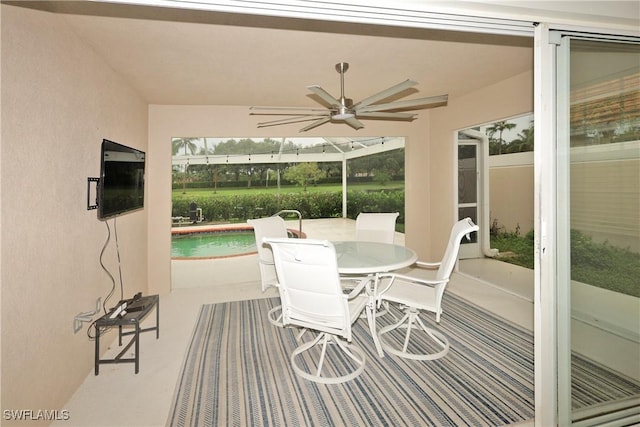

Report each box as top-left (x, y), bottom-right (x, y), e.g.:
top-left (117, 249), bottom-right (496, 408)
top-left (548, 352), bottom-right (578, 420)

top-left (366, 300), bottom-right (393, 319)
top-left (267, 305), bottom-right (284, 327)
top-left (377, 307), bottom-right (450, 361)
top-left (366, 299), bottom-right (385, 358)
top-left (295, 328), bottom-right (307, 341)
top-left (290, 332), bottom-right (366, 384)
top-left (268, 305), bottom-right (306, 341)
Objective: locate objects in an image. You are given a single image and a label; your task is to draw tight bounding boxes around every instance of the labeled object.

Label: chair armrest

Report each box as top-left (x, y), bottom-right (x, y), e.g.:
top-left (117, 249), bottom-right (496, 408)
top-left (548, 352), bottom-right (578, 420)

top-left (415, 261), bottom-right (440, 269)
top-left (342, 277), bottom-right (370, 300)
top-left (374, 273), bottom-right (447, 302)
top-left (377, 272), bottom-right (445, 287)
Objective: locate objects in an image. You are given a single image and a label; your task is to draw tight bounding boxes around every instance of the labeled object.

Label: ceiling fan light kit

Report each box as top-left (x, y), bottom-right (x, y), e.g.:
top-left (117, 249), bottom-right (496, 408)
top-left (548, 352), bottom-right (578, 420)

top-left (250, 62), bottom-right (448, 132)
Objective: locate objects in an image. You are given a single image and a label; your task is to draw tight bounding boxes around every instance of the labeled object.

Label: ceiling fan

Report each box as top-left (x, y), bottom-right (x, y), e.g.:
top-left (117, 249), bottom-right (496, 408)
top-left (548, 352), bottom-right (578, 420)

top-left (250, 62), bottom-right (448, 132)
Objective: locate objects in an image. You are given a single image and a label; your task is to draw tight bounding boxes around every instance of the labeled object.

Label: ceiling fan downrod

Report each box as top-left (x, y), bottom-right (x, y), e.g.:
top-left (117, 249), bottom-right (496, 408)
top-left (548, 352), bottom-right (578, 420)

top-left (334, 62), bottom-right (354, 119)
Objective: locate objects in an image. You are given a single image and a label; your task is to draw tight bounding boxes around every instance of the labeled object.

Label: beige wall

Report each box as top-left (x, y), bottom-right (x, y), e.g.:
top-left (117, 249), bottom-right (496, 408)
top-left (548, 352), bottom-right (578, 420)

top-left (571, 151), bottom-right (640, 252)
top-left (1, 4), bottom-right (148, 419)
top-left (489, 152), bottom-right (535, 234)
top-left (427, 71), bottom-right (534, 257)
top-left (490, 166), bottom-right (535, 233)
top-left (487, 146), bottom-right (640, 253)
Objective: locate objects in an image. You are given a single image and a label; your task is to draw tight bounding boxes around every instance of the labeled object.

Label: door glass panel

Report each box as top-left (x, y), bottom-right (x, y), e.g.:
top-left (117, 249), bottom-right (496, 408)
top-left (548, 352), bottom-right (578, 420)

top-left (458, 145), bottom-right (477, 204)
top-left (458, 144), bottom-right (478, 244)
top-left (568, 39), bottom-right (640, 424)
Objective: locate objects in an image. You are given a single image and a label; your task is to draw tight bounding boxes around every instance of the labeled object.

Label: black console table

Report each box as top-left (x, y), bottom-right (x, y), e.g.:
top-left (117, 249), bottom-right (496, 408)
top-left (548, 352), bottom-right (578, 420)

top-left (94, 294), bottom-right (159, 375)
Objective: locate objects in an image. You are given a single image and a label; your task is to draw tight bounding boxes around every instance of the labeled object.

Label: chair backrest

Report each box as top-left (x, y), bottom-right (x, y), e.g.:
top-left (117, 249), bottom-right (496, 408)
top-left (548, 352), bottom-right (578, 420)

top-left (355, 212), bottom-right (399, 244)
top-left (437, 217), bottom-right (479, 281)
top-left (263, 238), bottom-right (352, 339)
top-left (248, 216), bottom-right (288, 291)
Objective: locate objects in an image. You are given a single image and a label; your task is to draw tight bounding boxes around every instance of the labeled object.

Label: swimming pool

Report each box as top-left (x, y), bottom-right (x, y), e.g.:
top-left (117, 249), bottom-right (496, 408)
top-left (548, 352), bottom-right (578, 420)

top-left (171, 225), bottom-right (304, 259)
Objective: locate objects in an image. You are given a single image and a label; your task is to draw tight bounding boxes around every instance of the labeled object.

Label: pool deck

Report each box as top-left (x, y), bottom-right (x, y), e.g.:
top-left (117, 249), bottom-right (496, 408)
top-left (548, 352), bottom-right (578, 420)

top-left (171, 222), bottom-right (260, 233)
top-left (171, 217), bottom-right (373, 239)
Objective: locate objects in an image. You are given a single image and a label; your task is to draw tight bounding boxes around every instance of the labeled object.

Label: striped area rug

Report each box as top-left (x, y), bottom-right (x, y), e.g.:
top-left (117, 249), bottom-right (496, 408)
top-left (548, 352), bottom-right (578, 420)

top-left (167, 294), bottom-right (640, 427)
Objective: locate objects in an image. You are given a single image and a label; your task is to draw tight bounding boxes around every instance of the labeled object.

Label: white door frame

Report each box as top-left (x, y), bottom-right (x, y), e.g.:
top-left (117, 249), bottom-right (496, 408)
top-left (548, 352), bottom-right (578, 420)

top-left (457, 128), bottom-right (497, 259)
top-left (534, 23), bottom-right (640, 427)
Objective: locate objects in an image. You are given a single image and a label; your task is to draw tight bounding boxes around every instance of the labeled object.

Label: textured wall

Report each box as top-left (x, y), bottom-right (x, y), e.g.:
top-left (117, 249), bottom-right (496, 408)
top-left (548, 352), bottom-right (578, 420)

top-left (1, 4), bottom-right (148, 419)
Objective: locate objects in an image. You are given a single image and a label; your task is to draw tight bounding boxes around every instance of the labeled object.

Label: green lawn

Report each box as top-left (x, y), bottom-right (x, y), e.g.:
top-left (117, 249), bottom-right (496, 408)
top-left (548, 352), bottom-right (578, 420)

top-left (491, 230), bottom-right (639, 298)
top-left (172, 182), bottom-right (404, 199)
top-left (171, 182), bottom-right (404, 200)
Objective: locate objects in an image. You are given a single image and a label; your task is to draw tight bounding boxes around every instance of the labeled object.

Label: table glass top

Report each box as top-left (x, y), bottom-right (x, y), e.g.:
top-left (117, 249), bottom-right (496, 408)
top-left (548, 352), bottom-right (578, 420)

top-left (333, 241), bottom-right (417, 275)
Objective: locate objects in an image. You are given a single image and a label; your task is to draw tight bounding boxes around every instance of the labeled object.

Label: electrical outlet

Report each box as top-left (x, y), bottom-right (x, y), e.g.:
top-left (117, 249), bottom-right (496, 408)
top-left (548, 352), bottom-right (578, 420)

top-left (73, 297), bottom-right (102, 334)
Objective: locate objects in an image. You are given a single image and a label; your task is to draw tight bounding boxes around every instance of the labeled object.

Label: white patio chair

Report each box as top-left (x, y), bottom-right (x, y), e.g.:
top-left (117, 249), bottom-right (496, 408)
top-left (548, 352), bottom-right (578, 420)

top-left (355, 212), bottom-right (400, 244)
top-left (372, 217), bottom-right (479, 360)
top-left (247, 216), bottom-right (288, 326)
top-left (263, 237), bottom-right (372, 384)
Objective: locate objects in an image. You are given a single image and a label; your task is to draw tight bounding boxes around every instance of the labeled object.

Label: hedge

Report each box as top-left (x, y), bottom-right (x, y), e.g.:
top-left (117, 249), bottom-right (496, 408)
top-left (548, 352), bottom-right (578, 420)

top-left (172, 190), bottom-right (404, 223)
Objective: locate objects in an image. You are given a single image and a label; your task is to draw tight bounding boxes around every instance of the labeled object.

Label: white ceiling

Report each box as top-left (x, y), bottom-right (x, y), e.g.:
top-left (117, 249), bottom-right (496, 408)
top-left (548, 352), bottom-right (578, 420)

top-left (13, 1), bottom-right (640, 113)
top-left (26, 1), bottom-right (536, 109)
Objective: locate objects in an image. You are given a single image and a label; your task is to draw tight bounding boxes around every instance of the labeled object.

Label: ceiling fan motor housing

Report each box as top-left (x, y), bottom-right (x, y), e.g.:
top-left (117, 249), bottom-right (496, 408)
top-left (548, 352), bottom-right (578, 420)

top-left (335, 62), bottom-right (349, 74)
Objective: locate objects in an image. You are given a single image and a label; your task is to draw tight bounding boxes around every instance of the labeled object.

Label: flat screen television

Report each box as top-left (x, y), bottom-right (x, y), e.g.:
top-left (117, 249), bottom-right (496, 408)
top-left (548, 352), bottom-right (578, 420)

top-left (98, 139), bottom-right (145, 220)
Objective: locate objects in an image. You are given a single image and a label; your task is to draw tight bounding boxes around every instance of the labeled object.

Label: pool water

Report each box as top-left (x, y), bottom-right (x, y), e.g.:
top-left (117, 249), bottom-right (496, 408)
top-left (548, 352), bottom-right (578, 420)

top-left (172, 231), bottom-right (257, 258)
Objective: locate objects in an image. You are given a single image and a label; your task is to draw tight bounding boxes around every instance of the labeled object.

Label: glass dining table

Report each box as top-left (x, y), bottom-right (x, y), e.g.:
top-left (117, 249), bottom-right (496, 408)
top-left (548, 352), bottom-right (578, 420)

top-left (333, 241), bottom-right (418, 275)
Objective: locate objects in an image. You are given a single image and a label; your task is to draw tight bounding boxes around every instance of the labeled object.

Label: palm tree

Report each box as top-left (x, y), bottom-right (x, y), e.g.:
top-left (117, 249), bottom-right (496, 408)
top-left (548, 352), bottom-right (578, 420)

top-left (507, 123), bottom-right (534, 153)
top-left (486, 121), bottom-right (517, 155)
top-left (172, 138), bottom-right (199, 193)
top-left (172, 137), bottom-right (199, 156)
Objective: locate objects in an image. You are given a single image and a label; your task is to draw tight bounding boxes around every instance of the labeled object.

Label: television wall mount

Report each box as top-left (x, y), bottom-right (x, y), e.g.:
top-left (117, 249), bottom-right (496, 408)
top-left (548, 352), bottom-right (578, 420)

top-left (73, 297), bottom-right (101, 334)
top-left (87, 177), bottom-right (99, 211)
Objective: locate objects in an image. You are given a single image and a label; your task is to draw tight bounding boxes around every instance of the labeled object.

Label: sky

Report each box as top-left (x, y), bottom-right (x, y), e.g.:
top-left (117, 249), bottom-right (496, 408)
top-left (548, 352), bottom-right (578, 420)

top-left (478, 113), bottom-right (533, 142)
top-left (175, 112), bottom-right (534, 153)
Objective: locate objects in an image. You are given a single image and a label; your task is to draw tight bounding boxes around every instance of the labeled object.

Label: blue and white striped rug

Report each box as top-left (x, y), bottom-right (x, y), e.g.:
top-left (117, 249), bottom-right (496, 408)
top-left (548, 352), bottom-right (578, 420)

top-left (167, 294), bottom-right (639, 426)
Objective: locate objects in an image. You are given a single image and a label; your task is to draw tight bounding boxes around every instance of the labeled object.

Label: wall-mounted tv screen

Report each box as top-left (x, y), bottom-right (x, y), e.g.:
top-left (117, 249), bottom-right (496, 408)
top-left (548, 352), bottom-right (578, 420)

top-left (98, 139), bottom-right (145, 220)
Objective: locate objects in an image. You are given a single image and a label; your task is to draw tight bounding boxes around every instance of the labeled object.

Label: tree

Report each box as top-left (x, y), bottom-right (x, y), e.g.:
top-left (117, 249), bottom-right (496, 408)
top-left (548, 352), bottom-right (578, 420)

top-left (349, 148), bottom-right (404, 178)
top-left (284, 162), bottom-right (324, 191)
top-left (373, 170), bottom-right (391, 186)
top-left (506, 123), bottom-right (534, 153)
top-left (172, 137), bottom-right (199, 156)
top-left (172, 138), bottom-right (199, 193)
top-left (486, 121), bottom-right (517, 155)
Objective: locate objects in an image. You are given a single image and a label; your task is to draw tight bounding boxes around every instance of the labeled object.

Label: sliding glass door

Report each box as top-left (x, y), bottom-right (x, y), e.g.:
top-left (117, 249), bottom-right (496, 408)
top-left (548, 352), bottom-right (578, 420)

top-left (556, 36), bottom-right (640, 426)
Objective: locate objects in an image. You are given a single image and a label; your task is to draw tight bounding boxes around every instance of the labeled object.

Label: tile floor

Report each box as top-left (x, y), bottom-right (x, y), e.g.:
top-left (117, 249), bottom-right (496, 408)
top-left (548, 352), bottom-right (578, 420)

top-left (55, 218), bottom-right (536, 427)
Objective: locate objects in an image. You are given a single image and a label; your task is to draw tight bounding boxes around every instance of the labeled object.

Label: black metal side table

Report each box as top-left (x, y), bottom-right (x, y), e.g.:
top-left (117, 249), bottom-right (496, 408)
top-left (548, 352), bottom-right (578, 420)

top-left (94, 294), bottom-right (159, 375)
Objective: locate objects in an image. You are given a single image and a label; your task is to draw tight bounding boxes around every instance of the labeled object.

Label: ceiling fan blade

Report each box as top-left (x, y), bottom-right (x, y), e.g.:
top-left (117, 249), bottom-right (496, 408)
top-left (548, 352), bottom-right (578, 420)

top-left (299, 117), bottom-right (331, 132)
top-left (251, 112), bottom-right (328, 117)
top-left (307, 85), bottom-right (341, 107)
top-left (343, 117), bottom-right (364, 130)
top-left (256, 115), bottom-right (330, 128)
top-left (354, 79), bottom-right (418, 109)
top-left (356, 112), bottom-right (416, 120)
top-left (250, 106), bottom-right (330, 114)
top-left (358, 94), bottom-right (448, 113)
